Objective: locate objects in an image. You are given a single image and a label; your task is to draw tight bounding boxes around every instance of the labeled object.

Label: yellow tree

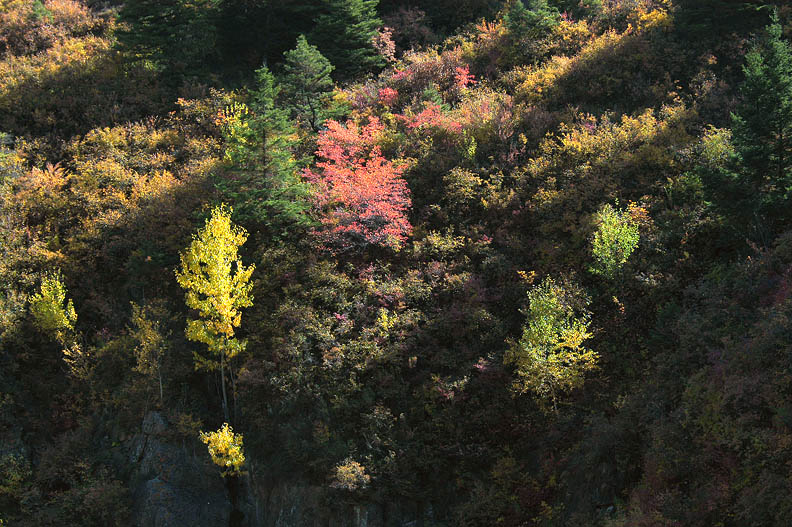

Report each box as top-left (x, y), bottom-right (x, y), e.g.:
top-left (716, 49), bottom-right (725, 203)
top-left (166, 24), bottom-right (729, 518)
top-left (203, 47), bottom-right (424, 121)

top-left (30, 270), bottom-right (91, 379)
top-left (175, 205), bottom-right (254, 421)
top-left (504, 277), bottom-right (596, 413)
top-left (199, 423), bottom-right (245, 477)
top-left (30, 270), bottom-right (77, 346)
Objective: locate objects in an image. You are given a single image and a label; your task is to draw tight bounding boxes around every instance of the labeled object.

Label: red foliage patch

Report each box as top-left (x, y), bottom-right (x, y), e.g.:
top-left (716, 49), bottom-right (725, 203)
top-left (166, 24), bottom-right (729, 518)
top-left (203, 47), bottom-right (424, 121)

top-left (305, 118), bottom-right (412, 252)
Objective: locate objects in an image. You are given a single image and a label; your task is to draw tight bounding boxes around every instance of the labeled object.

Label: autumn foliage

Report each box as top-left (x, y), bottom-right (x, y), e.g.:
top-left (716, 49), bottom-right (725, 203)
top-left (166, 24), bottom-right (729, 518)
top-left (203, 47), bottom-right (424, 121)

top-left (305, 117), bottom-right (412, 252)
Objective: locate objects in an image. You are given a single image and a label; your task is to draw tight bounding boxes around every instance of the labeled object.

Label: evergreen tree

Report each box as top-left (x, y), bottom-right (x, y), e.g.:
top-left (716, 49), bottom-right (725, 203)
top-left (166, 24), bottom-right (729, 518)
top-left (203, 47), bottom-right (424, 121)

top-left (280, 36), bottom-right (336, 132)
top-left (117, 0), bottom-right (220, 78)
top-left (504, 0), bottom-right (559, 43)
top-left (707, 13), bottom-right (792, 240)
top-left (308, 0), bottom-right (383, 78)
top-left (732, 13), bottom-right (792, 192)
top-left (215, 65), bottom-right (312, 236)
top-left (673, 0), bottom-right (768, 42)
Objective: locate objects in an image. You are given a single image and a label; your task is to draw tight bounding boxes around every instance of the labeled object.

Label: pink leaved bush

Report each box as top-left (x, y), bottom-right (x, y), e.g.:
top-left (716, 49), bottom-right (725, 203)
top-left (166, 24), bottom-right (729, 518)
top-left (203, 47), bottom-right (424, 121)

top-left (454, 65), bottom-right (477, 90)
top-left (378, 87), bottom-right (399, 108)
top-left (305, 118), bottom-right (412, 252)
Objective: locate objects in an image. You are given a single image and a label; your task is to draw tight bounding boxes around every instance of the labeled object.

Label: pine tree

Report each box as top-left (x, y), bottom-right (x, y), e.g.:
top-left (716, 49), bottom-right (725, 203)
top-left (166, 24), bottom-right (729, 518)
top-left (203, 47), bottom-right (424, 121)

top-left (280, 36), bottom-right (336, 132)
top-left (716, 13), bottom-right (792, 238)
top-left (117, 0), bottom-right (220, 78)
top-left (732, 13), bottom-right (792, 193)
top-left (308, 0), bottom-right (384, 79)
top-left (214, 65), bottom-right (312, 236)
top-left (674, 0), bottom-right (768, 42)
top-left (504, 0), bottom-right (559, 43)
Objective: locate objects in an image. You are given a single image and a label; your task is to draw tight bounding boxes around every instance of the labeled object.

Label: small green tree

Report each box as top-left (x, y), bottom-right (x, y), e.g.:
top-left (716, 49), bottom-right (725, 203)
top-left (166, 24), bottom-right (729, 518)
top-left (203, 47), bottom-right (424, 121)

top-left (589, 204), bottom-right (640, 279)
top-left (199, 422), bottom-right (245, 476)
top-left (175, 205), bottom-right (254, 421)
top-left (281, 35), bottom-right (336, 132)
top-left (215, 66), bottom-right (312, 235)
top-left (504, 278), bottom-right (596, 413)
top-left (30, 270), bottom-right (76, 345)
top-left (129, 302), bottom-right (170, 404)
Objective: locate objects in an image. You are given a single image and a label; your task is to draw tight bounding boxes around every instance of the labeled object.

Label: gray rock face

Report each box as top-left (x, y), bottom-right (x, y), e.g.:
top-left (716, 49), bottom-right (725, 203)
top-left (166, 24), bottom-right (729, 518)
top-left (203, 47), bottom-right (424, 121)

top-left (126, 412), bottom-right (431, 527)
top-left (129, 411), bottom-right (230, 527)
top-left (239, 473), bottom-right (431, 527)
top-left (136, 476), bottom-right (230, 527)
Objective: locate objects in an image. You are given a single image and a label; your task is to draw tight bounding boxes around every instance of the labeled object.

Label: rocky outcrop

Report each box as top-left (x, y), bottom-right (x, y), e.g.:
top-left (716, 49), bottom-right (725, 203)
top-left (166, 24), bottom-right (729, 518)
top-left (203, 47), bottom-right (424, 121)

top-left (239, 471), bottom-right (434, 527)
top-left (129, 411), bottom-right (230, 527)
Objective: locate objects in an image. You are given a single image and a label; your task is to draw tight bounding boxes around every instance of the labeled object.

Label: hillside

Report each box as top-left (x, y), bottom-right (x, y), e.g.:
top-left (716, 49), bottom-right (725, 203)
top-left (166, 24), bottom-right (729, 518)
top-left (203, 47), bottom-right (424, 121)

top-left (2, 1), bottom-right (792, 525)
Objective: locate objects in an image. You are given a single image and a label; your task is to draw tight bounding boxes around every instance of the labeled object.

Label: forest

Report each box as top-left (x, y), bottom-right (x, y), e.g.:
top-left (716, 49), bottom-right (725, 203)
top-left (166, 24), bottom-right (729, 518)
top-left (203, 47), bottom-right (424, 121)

top-left (2, 0), bottom-right (792, 525)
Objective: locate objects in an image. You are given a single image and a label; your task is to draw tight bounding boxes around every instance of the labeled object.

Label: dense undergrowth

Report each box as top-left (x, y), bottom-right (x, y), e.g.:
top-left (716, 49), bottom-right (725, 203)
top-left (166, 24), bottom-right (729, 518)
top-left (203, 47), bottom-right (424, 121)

top-left (2, 0), bottom-right (792, 525)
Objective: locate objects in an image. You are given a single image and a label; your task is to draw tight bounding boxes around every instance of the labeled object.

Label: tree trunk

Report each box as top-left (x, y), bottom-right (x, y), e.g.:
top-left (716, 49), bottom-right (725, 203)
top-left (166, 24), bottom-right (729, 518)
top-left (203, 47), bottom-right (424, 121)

top-left (220, 352), bottom-right (230, 423)
top-left (158, 369), bottom-right (163, 405)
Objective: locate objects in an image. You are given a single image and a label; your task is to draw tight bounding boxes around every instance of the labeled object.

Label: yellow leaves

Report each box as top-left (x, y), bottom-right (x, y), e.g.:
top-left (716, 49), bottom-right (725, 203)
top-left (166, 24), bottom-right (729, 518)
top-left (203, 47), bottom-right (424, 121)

top-left (29, 270), bottom-right (92, 379)
top-left (376, 308), bottom-right (398, 336)
top-left (0, 36), bottom-right (108, 95)
top-left (199, 423), bottom-right (245, 476)
top-left (216, 102), bottom-right (255, 164)
top-left (549, 18), bottom-right (593, 56)
top-left (129, 301), bottom-right (169, 378)
top-left (628, 3), bottom-right (673, 33)
top-left (62, 341), bottom-right (92, 380)
top-left (30, 269), bottom-right (76, 345)
top-left (590, 203), bottom-right (640, 279)
top-left (331, 459), bottom-right (370, 491)
top-left (698, 126), bottom-right (733, 170)
top-left (175, 204), bottom-right (254, 369)
top-left (512, 56), bottom-right (572, 105)
top-left (504, 277), bottom-right (596, 411)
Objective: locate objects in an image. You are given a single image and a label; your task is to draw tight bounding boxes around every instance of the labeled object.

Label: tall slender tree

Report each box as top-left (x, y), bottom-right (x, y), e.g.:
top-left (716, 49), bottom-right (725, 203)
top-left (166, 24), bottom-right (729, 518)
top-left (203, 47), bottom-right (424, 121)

top-left (731, 13), bottom-right (792, 192)
top-left (175, 205), bottom-right (254, 422)
top-left (705, 13), bottom-right (792, 241)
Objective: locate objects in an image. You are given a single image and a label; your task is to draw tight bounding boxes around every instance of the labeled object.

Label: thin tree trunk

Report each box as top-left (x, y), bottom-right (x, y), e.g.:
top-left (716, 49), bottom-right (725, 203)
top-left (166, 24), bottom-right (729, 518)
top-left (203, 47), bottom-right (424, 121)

top-left (230, 359), bottom-right (238, 425)
top-left (158, 368), bottom-right (163, 405)
top-left (221, 352), bottom-right (230, 423)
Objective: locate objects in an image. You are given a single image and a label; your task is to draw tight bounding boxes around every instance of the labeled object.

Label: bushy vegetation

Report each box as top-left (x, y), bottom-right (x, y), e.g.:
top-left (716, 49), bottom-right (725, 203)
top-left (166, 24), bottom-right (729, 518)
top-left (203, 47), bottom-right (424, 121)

top-left (3, 1), bottom-right (792, 525)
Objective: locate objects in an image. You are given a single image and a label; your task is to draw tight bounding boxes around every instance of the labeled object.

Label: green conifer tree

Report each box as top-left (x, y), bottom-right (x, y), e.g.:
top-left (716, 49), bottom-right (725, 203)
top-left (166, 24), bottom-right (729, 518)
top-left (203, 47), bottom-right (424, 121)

top-left (308, 0), bottom-right (384, 78)
top-left (117, 0), bottom-right (220, 78)
top-left (214, 65), bottom-right (312, 236)
top-left (280, 36), bottom-right (336, 132)
top-left (504, 0), bottom-right (559, 43)
top-left (674, 0), bottom-right (768, 42)
top-left (732, 13), bottom-right (792, 194)
top-left (706, 13), bottom-right (792, 241)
